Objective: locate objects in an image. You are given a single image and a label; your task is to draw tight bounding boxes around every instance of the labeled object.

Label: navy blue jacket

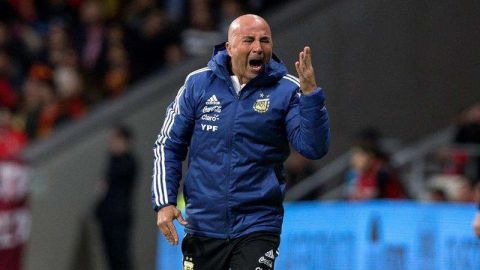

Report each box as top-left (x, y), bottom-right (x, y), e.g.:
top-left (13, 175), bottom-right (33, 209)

top-left (152, 44), bottom-right (330, 238)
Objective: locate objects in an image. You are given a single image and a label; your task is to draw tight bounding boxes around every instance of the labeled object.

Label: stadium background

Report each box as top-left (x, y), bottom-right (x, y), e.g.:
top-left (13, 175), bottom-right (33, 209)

top-left (0, 0), bottom-right (479, 269)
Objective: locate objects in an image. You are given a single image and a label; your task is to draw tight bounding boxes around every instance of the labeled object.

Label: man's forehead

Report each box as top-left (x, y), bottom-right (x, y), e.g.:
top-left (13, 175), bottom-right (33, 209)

top-left (231, 25), bottom-right (271, 37)
top-left (228, 15), bottom-right (271, 39)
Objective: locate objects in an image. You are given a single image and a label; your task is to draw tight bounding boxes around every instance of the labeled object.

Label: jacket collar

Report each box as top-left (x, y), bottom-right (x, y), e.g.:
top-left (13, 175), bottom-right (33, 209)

top-left (207, 43), bottom-right (287, 87)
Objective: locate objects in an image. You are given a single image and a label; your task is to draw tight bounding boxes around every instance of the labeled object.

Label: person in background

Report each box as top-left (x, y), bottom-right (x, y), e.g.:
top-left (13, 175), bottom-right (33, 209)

top-left (284, 149), bottom-right (317, 200)
top-left (0, 106), bottom-right (27, 160)
top-left (453, 103), bottom-right (480, 184)
top-left (347, 143), bottom-right (405, 201)
top-left (182, 0), bottom-right (223, 57)
top-left (425, 187), bottom-right (448, 202)
top-left (344, 127), bottom-right (387, 199)
top-left (0, 106), bottom-right (30, 270)
top-left (95, 125), bottom-right (137, 270)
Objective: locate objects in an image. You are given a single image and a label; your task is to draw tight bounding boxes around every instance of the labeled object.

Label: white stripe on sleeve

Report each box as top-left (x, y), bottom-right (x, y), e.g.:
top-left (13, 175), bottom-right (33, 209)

top-left (153, 67), bottom-right (210, 208)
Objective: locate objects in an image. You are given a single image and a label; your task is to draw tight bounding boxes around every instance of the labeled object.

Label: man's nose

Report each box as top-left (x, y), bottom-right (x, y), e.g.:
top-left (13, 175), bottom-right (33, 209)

top-left (252, 40), bottom-right (263, 54)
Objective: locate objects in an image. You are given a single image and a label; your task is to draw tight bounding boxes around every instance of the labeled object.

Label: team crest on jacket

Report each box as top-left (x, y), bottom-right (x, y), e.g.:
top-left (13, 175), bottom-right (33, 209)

top-left (253, 93), bottom-right (270, 113)
top-left (183, 257), bottom-right (194, 270)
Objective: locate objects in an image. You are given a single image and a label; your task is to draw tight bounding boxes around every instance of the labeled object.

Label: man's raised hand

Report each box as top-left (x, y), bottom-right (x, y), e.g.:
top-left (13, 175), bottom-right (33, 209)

top-left (295, 46), bottom-right (317, 94)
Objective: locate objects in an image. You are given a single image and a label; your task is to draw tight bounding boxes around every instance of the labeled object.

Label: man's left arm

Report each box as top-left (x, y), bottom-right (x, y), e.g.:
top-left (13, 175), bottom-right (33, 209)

top-left (285, 46), bottom-right (330, 160)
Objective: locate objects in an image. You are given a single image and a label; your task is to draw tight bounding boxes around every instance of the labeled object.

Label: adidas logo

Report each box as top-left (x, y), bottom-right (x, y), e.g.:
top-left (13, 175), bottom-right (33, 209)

top-left (206, 95), bottom-right (220, 105)
top-left (265, 250), bottom-right (274, 259)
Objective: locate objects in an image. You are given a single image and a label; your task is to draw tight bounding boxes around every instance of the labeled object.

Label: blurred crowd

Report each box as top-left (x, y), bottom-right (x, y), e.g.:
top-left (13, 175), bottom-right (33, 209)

top-left (0, 0), bottom-right (286, 160)
top-left (424, 103), bottom-right (480, 203)
top-left (284, 103), bottom-right (480, 205)
top-left (342, 103), bottom-right (480, 204)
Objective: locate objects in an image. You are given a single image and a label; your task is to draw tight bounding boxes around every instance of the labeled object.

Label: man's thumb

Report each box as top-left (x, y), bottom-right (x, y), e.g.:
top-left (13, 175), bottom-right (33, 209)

top-left (176, 211), bottom-right (188, 226)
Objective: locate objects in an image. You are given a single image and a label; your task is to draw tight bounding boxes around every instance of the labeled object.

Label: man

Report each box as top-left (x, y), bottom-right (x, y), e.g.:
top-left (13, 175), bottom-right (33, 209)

top-left (95, 125), bottom-right (137, 270)
top-left (152, 14), bottom-right (329, 269)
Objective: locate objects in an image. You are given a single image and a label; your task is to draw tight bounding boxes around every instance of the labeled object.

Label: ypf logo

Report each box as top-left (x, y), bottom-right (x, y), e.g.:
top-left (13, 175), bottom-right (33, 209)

top-left (201, 124), bottom-right (218, 132)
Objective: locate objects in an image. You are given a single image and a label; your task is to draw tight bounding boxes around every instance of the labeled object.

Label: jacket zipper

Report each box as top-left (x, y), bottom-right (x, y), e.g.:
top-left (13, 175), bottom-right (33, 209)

top-left (224, 84), bottom-right (240, 238)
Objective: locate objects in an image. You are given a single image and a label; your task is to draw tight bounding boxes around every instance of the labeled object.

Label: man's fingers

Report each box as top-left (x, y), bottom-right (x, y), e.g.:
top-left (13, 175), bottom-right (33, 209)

top-left (159, 223), bottom-right (174, 243)
top-left (176, 212), bottom-right (188, 226)
top-left (304, 46), bottom-right (312, 68)
top-left (295, 46), bottom-right (317, 93)
top-left (167, 222), bottom-right (179, 245)
top-left (299, 51), bottom-right (305, 71)
top-left (295, 61), bottom-right (301, 77)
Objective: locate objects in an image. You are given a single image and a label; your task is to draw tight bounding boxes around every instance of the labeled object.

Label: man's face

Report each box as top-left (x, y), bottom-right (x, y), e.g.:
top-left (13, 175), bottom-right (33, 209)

top-left (226, 18), bottom-right (272, 84)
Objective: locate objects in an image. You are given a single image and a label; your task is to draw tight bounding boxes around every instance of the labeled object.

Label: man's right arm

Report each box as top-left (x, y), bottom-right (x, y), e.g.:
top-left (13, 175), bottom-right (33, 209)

top-left (151, 76), bottom-right (197, 244)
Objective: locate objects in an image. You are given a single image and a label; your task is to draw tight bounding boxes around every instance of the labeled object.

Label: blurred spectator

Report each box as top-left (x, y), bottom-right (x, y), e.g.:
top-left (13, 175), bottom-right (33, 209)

top-left (473, 181), bottom-right (480, 203)
top-left (35, 0), bottom-right (78, 25)
top-left (164, 41), bottom-right (185, 68)
top-left (218, 0), bottom-right (246, 33)
top-left (124, 0), bottom-right (158, 31)
top-left (284, 150), bottom-right (316, 199)
top-left (35, 74), bottom-right (63, 138)
top-left (43, 20), bottom-right (72, 66)
top-left (345, 127), bottom-right (390, 198)
top-left (182, 0), bottom-right (223, 56)
top-left (426, 174), bottom-right (474, 202)
top-left (0, 159), bottom-right (31, 270)
top-left (129, 8), bottom-right (173, 80)
top-left (425, 187), bottom-right (448, 202)
top-left (454, 103), bottom-right (480, 145)
top-left (0, 106), bottom-right (30, 269)
top-left (103, 43), bottom-right (130, 97)
top-left (0, 0), bottom-right (287, 144)
top-left (164, 0), bottom-right (187, 25)
top-left (52, 48), bottom-right (87, 119)
top-left (0, 21), bottom-right (31, 90)
top-left (25, 63), bottom-right (67, 139)
top-left (0, 50), bottom-right (18, 109)
top-left (17, 77), bottom-right (43, 139)
top-left (76, 0), bottom-right (107, 75)
top-left (347, 143), bottom-right (406, 201)
top-left (95, 125), bottom-right (137, 270)
top-left (101, 22), bottom-right (131, 97)
top-left (453, 103), bottom-right (480, 182)
top-left (0, 107), bottom-right (27, 160)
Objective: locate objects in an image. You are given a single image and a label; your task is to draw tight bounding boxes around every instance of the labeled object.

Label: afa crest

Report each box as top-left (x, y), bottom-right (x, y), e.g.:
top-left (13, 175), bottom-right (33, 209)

top-left (183, 257), bottom-right (194, 270)
top-left (253, 98), bottom-right (270, 113)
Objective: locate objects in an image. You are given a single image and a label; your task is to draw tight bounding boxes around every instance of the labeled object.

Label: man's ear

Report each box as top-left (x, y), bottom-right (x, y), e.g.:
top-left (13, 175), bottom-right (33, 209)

top-left (226, 42), bottom-right (232, 57)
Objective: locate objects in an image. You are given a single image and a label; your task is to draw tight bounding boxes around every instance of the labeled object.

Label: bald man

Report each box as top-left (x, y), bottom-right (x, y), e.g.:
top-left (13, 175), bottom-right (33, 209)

top-left (152, 14), bottom-right (330, 269)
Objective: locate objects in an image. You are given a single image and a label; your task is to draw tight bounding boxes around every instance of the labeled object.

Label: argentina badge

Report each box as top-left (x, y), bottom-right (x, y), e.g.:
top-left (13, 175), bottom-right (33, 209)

top-left (253, 98), bottom-right (270, 113)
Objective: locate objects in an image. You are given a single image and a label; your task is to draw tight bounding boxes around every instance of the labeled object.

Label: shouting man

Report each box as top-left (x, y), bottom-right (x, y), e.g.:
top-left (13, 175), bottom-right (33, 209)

top-left (152, 14), bottom-right (330, 270)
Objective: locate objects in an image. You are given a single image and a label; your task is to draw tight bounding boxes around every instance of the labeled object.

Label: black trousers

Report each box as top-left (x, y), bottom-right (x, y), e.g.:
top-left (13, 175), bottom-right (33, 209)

top-left (98, 217), bottom-right (131, 270)
top-left (181, 231), bottom-right (280, 270)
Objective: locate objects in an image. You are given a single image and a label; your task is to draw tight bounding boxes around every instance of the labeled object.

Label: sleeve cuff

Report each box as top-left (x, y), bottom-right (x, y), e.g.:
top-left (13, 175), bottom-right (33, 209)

top-left (300, 87), bottom-right (326, 109)
top-left (154, 202), bottom-right (177, 212)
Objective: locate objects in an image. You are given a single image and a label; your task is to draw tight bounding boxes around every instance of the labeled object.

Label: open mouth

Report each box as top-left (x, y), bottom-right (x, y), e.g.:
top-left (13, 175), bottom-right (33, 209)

top-left (249, 59), bottom-right (263, 72)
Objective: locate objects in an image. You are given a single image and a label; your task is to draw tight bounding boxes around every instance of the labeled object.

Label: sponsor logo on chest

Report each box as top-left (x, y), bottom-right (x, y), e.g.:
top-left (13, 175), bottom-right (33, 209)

top-left (201, 95), bottom-right (222, 131)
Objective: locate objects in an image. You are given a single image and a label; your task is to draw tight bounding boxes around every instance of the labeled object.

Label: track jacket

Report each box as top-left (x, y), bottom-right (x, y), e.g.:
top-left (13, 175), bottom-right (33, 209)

top-left (152, 44), bottom-right (330, 238)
